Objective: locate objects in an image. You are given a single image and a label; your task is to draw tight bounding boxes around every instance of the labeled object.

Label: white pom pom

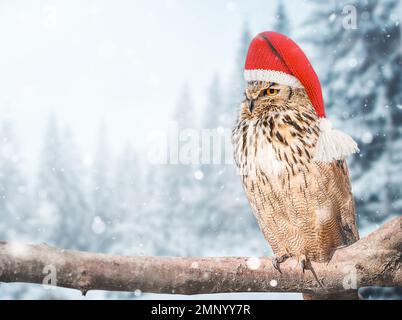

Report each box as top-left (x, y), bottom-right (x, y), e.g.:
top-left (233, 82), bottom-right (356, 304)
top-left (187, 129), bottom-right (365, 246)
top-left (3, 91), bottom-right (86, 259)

top-left (318, 118), bottom-right (332, 132)
top-left (314, 118), bottom-right (359, 162)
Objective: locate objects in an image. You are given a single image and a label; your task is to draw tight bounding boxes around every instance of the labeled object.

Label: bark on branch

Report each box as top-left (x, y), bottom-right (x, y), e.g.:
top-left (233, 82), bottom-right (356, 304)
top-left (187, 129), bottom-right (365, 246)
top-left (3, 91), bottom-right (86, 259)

top-left (0, 217), bottom-right (401, 296)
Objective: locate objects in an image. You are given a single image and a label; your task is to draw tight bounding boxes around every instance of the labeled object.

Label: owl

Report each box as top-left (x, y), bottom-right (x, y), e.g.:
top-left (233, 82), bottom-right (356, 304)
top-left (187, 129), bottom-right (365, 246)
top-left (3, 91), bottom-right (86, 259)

top-left (232, 32), bottom-right (360, 274)
top-left (232, 81), bottom-right (359, 271)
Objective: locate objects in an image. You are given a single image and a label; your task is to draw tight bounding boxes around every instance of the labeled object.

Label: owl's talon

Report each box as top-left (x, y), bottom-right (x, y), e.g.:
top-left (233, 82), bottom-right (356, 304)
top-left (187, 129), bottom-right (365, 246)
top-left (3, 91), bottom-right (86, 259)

top-left (300, 259), bottom-right (306, 273)
top-left (299, 254), bottom-right (307, 273)
top-left (272, 254), bottom-right (290, 273)
top-left (272, 258), bottom-right (282, 273)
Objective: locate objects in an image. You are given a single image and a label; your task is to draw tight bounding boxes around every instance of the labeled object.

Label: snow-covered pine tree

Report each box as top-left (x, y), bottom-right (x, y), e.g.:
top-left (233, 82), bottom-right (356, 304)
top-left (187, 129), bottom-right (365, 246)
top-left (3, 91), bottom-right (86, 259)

top-left (273, 1), bottom-right (291, 36)
top-left (304, 0), bottom-right (402, 226)
top-left (223, 22), bottom-right (252, 128)
top-left (304, 0), bottom-right (402, 300)
top-left (36, 115), bottom-right (91, 251)
top-left (0, 115), bottom-right (37, 299)
top-left (112, 143), bottom-right (145, 255)
top-left (141, 162), bottom-right (180, 256)
top-left (203, 75), bottom-right (223, 129)
top-left (383, 0), bottom-right (402, 219)
top-left (157, 84), bottom-right (200, 256)
top-left (0, 115), bottom-right (31, 241)
top-left (196, 75), bottom-right (229, 254)
top-left (90, 122), bottom-right (117, 252)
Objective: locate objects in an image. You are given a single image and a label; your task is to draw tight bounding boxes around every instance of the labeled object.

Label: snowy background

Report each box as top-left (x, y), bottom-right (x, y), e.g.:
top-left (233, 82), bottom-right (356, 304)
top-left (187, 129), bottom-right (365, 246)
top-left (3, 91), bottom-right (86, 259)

top-left (0, 0), bottom-right (401, 299)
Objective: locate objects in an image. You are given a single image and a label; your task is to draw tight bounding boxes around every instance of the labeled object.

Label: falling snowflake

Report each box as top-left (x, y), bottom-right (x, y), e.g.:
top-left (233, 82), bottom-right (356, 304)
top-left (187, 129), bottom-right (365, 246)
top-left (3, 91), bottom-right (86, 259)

top-left (361, 132), bottom-right (373, 144)
top-left (134, 289), bottom-right (142, 297)
top-left (216, 126), bottom-right (225, 135)
top-left (270, 279), bottom-right (278, 287)
top-left (246, 257), bottom-right (261, 270)
top-left (328, 13), bottom-right (336, 22)
top-left (194, 170), bottom-right (204, 180)
top-left (92, 216), bottom-right (106, 234)
top-left (348, 58), bottom-right (358, 68)
top-left (82, 155), bottom-right (93, 167)
top-left (89, 5), bottom-right (102, 17)
top-left (361, 11), bottom-right (370, 20)
top-left (6, 243), bottom-right (30, 258)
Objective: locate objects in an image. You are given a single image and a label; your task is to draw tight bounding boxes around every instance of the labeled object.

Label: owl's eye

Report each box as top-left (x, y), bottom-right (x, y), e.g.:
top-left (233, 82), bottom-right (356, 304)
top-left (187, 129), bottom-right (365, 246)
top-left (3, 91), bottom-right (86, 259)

top-left (263, 88), bottom-right (280, 96)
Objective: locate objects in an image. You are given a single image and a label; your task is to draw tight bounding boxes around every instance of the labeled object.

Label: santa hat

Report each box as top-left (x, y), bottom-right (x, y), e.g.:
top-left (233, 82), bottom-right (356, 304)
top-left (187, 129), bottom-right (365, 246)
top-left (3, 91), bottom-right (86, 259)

top-left (244, 31), bottom-right (359, 162)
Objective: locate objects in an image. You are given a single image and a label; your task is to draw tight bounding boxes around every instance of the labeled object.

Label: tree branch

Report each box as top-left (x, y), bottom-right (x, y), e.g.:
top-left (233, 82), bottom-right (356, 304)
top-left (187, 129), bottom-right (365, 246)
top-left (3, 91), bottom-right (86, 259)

top-left (0, 217), bottom-right (401, 296)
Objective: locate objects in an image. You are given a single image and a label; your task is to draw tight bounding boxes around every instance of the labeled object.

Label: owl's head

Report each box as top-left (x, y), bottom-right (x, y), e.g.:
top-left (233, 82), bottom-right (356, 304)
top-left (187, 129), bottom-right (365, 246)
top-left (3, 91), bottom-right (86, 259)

top-left (242, 81), bottom-right (309, 119)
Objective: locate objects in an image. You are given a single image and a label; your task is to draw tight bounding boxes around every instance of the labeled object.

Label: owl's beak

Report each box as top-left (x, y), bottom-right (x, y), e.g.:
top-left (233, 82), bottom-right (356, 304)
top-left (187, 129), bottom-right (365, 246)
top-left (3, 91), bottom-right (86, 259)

top-left (247, 99), bottom-right (255, 113)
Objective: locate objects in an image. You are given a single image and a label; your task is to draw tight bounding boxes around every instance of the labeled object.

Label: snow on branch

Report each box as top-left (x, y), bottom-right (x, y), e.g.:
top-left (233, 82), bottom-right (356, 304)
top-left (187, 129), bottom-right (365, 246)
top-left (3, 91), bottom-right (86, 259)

top-left (0, 217), bottom-right (401, 297)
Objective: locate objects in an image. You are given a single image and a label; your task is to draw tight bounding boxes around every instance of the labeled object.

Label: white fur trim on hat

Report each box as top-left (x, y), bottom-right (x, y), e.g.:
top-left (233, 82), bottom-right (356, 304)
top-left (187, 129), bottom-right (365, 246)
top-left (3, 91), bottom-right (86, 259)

top-left (244, 69), bottom-right (303, 88)
top-left (314, 118), bottom-right (359, 162)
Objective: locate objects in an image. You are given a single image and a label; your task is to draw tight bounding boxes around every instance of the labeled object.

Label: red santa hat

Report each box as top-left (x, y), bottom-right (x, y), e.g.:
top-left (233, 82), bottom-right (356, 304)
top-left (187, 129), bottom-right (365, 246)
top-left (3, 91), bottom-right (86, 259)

top-left (244, 31), bottom-right (359, 162)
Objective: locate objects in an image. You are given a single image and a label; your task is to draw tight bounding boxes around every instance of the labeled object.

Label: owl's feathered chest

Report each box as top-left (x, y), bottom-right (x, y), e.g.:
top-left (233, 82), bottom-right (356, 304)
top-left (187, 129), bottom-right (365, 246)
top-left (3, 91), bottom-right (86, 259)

top-left (232, 104), bottom-right (319, 181)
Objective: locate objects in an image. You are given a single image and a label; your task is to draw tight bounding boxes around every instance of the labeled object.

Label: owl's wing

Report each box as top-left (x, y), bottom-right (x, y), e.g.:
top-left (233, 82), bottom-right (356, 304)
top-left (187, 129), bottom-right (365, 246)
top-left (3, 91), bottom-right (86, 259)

top-left (314, 159), bottom-right (360, 245)
top-left (239, 154), bottom-right (359, 260)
